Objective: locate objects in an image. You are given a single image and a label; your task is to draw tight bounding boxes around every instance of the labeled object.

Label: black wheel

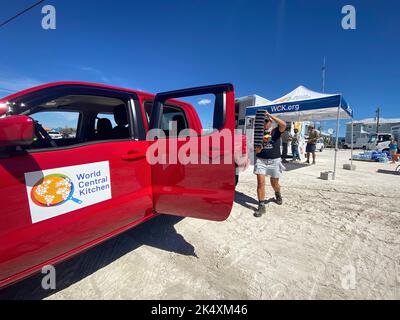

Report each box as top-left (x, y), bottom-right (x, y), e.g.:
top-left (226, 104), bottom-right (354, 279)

top-left (235, 175), bottom-right (239, 186)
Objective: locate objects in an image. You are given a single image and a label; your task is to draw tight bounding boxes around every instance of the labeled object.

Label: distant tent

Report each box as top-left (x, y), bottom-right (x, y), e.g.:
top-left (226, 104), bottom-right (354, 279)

top-left (246, 86), bottom-right (352, 121)
top-left (245, 86), bottom-right (354, 180)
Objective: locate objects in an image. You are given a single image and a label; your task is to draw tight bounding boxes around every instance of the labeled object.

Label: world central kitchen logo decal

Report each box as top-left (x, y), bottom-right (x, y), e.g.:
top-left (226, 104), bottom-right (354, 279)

top-left (25, 161), bottom-right (112, 223)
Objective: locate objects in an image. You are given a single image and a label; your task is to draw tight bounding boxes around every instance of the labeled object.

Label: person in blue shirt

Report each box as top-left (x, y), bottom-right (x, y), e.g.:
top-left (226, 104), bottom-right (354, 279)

top-left (389, 138), bottom-right (398, 164)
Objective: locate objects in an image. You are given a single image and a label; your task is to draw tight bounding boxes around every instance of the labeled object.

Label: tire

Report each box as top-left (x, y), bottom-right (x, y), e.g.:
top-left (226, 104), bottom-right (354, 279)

top-left (235, 175), bottom-right (239, 187)
top-left (320, 147), bottom-right (324, 152)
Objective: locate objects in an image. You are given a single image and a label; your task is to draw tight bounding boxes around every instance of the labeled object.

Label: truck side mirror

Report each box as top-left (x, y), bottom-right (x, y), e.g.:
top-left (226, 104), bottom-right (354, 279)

top-left (0, 103), bottom-right (8, 117)
top-left (0, 115), bottom-right (34, 147)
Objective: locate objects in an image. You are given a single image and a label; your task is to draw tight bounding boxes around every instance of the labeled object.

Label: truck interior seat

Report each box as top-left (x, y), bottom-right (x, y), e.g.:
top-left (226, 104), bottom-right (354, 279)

top-left (96, 118), bottom-right (113, 140)
top-left (112, 104), bottom-right (130, 139)
top-left (172, 114), bottom-right (187, 134)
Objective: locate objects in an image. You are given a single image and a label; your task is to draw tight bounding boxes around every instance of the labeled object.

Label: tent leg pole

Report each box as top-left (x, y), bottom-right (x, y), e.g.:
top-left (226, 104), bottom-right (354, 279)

top-left (333, 104), bottom-right (341, 180)
top-left (351, 118), bottom-right (354, 168)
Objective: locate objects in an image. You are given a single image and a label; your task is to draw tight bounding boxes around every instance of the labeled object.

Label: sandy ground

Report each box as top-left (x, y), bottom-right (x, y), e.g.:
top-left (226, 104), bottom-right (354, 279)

top-left (1, 149), bottom-right (399, 300)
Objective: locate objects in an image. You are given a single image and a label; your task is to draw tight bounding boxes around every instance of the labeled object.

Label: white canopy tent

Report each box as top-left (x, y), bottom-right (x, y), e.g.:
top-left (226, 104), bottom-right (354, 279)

top-left (246, 86), bottom-right (354, 179)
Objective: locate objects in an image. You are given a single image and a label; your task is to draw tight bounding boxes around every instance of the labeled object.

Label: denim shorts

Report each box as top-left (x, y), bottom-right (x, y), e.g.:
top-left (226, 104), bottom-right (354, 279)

top-left (254, 158), bottom-right (284, 178)
top-left (306, 144), bottom-right (316, 153)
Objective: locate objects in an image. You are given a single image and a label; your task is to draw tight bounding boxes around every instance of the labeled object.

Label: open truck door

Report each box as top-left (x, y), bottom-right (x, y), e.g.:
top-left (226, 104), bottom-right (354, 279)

top-left (149, 84), bottom-right (236, 221)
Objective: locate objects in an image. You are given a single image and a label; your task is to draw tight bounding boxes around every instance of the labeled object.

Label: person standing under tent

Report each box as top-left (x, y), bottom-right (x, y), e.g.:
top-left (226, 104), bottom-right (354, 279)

top-left (281, 127), bottom-right (290, 163)
top-left (289, 128), bottom-right (301, 161)
top-left (305, 125), bottom-right (320, 165)
top-left (254, 112), bottom-right (286, 218)
top-left (389, 138), bottom-right (398, 164)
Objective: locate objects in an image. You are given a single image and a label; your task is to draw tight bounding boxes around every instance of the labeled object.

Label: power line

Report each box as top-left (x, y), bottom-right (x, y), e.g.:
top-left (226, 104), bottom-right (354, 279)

top-left (0, 0), bottom-right (46, 29)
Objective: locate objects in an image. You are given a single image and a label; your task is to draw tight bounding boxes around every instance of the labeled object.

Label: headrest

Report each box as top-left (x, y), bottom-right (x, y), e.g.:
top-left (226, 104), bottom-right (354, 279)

top-left (172, 114), bottom-right (186, 133)
top-left (114, 104), bottom-right (128, 126)
top-left (97, 118), bottom-right (113, 132)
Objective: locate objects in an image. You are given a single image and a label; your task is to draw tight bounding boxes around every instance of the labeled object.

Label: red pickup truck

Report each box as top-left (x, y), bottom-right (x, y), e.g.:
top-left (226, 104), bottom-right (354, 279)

top-left (0, 81), bottom-right (248, 288)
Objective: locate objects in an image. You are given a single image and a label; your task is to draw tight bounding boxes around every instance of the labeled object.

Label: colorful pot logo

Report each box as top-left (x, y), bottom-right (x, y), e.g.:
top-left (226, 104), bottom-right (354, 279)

top-left (31, 174), bottom-right (83, 207)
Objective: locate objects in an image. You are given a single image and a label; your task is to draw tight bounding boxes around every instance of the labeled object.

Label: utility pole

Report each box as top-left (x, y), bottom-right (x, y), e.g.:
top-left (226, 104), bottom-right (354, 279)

top-left (322, 56), bottom-right (326, 93)
top-left (376, 107), bottom-right (381, 136)
top-left (320, 57), bottom-right (326, 134)
top-left (319, 56), bottom-right (326, 133)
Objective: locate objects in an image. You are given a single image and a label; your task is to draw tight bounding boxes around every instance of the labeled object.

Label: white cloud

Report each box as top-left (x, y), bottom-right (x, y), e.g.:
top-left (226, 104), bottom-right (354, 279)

top-left (75, 66), bottom-right (136, 89)
top-left (198, 98), bottom-right (212, 106)
top-left (78, 65), bottom-right (110, 83)
top-left (0, 76), bottom-right (43, 95)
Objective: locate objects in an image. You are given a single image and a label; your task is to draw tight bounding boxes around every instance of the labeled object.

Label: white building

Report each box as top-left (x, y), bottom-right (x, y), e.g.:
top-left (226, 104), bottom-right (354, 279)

top-left (346, 118), bottom-right (400, 145)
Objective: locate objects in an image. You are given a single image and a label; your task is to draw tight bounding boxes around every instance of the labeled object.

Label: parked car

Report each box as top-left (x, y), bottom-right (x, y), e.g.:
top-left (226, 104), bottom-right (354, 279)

top-left (48, 131), bottom-right (63, 139)
top-left (0, 81), bottom-right (248, 288)
top-left (316, 138), bottom-right (325, 152)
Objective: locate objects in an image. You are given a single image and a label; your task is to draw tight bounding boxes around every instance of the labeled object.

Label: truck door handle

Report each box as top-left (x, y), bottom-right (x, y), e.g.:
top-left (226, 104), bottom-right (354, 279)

top-left (121, 152), bottom-right (146, 161)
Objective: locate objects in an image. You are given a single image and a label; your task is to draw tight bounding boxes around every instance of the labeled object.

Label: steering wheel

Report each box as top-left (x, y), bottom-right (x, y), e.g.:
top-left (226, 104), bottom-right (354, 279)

top-left (33, 121), bottom-right (58, 148)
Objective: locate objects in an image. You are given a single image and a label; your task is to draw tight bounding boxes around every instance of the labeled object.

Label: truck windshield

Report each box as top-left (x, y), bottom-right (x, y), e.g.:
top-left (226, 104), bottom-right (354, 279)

top-left (369, 134), bottom-right (391, 143)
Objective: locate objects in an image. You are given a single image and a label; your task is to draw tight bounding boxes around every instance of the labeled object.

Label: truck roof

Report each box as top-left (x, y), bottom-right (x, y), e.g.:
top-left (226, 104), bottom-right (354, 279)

top-left (0, 81), bottom-right (204, 132)
top-left (0, 81), bottom-right (156, 102)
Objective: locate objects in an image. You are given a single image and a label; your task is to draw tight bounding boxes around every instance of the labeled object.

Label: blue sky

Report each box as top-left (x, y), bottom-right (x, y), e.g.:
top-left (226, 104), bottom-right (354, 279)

top-left (0, 0), bottom-right (399, 134)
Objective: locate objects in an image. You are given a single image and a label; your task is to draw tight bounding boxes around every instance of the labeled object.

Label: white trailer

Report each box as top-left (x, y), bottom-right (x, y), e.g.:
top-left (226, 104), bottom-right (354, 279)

top-left (235, 95), bottom-right (271, 131)
top-left (344, 136), bottom-right (369, 149)
top-left (236, 95), bottom-right (271, 164)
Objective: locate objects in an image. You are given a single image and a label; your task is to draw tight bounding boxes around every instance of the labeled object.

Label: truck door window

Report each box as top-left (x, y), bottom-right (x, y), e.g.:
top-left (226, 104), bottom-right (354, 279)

top-left (24, 94), bottom-right (132, 150)
top-left (166, 93), bottom-right (224, 134)
top-left (30, 111), bottom-right (80, 148)
top-left (382, 135), bottom-right (391, 142)
top-left (187, 94), bottom-right (217, 133)
top-left (160, 106), bottom-right (188, 137)
top-left (144, 102), bottom-right (188, 137)
top-left (146, 93), bottom-right (223, 136)
top-left (94, 113), bottom-right (118, 141)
